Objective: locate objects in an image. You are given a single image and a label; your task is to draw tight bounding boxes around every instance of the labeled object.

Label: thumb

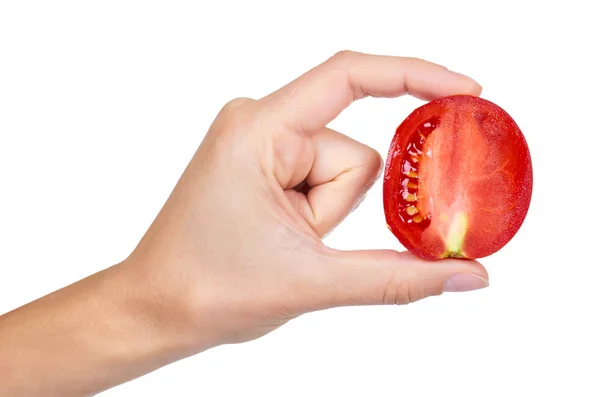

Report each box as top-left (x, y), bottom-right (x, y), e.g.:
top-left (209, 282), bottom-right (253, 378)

top-left (309, 249), bottom-right (489, 310)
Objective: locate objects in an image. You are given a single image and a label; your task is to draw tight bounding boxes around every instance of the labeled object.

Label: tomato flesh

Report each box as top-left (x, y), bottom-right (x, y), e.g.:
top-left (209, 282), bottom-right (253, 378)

top-left (383, 95), bottom-right (533, 260)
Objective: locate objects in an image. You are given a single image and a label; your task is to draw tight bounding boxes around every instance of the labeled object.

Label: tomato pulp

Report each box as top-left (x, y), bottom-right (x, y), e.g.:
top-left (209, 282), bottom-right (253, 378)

top-left (383, 95), bottom-right (532, 260)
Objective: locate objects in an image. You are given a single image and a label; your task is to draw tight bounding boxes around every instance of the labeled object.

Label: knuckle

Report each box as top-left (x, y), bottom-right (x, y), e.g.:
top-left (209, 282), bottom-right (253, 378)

top-left (221, 97), bottom-right (254, 112)
top-left (383, 278), bottom-right (411, 305)
top-left (216, 97), bottom-right (256, 132)
top-left (381, 269), bottom-right (429, 306)
top-left (382, 267), bottom-right (407, 305)
top-left (401, 56), bottom-right (426, 70)
top-left (357, 146), bottom-right (384, 188)
top-left (365, 146), bottom-right (383, 174)
top-left (403, 56), bottom-right (437, 70)
top-left (330, 50), bottom-right (357, 66)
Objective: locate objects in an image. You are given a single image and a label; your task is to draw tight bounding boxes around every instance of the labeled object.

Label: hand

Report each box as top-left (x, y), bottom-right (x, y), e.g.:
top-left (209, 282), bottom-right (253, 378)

top-left (0, 51), bottom-right (489, 396)
top-left (128, 51), bottom-right (489, 348)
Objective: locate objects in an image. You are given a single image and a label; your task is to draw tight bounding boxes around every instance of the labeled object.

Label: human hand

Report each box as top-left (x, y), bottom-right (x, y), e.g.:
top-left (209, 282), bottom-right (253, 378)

top-left (126, 51), bottom-right (489, 352)
top-left (0, 51), bottom-right (491, 396)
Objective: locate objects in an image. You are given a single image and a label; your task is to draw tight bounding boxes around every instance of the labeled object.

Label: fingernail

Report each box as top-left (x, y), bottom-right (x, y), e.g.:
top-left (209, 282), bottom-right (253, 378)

top-left (443, 273), bottom-right (489, 293)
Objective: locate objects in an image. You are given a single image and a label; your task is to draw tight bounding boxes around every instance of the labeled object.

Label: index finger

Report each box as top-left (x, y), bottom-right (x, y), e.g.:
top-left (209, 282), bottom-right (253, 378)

top-left (260, 51), bottom-right (482, 133)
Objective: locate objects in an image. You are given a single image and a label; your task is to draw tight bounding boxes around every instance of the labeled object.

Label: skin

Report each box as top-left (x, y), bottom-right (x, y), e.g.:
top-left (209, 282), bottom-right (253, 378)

top-left (0, 51), bottom-right (489, 397)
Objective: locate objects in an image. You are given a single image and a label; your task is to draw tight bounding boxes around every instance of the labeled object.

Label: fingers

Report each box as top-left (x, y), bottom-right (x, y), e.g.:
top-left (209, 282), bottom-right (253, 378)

top-left (260, 51), bottom-right (482, 133)
top-left (284, 127), bottom-right (382, 237)
top-left (302, 249), bottom-right (488, 311)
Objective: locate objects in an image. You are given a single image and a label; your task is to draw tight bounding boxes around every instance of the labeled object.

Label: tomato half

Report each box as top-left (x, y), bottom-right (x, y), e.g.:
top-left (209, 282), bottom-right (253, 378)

top-left (383, 95), bottom-right (533, 260)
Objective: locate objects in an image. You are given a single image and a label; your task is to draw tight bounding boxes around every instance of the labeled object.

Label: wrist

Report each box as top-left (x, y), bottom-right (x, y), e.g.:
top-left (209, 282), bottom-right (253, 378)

top-left (112, 258), bottom-right (218, 361)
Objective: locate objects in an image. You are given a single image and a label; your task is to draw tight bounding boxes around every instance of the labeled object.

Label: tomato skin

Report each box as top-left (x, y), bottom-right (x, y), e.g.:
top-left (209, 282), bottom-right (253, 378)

top-left (383, 95), bottom-right (533, 260)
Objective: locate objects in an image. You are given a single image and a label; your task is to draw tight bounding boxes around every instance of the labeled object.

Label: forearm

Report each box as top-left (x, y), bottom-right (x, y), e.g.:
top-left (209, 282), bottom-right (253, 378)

top-left (0, 261), bottom-right (204, 397)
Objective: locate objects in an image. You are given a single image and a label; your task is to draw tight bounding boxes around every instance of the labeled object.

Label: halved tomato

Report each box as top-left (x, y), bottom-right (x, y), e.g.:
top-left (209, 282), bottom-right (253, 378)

top-left (383, 95), bottom-right (533, 260)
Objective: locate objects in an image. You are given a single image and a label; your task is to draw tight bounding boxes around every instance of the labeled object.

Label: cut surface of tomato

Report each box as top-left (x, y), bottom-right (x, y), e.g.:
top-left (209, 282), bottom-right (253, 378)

top-left (383, 95), bottom-right (533, 260)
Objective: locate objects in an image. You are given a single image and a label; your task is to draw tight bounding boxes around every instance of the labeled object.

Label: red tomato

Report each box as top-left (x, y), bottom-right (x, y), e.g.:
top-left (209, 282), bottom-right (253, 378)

top-left (383, 95), bottom-right (533, 260)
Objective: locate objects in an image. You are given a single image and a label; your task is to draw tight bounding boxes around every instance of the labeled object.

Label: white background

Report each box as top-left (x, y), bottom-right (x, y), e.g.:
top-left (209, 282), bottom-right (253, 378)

top-left (1, 1), bottom-right (599, 396)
